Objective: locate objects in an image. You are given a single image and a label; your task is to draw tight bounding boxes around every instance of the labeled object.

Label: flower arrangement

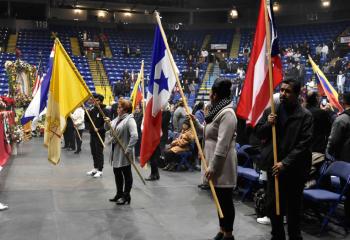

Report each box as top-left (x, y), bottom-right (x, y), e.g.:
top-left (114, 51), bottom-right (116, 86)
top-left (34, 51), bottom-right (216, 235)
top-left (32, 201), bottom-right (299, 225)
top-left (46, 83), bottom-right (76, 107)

top-left (12, 125), bottom-right (24, 143)
top-left (4, 59), bottom-right (36, 98)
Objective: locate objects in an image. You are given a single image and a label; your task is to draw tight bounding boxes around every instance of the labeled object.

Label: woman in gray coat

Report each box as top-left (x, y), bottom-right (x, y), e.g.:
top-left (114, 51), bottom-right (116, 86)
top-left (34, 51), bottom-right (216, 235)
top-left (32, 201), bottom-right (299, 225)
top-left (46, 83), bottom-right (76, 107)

top-left (193, 78), bottom-right (237, 240)
top-left (104, 99), bottom-right (138, 205)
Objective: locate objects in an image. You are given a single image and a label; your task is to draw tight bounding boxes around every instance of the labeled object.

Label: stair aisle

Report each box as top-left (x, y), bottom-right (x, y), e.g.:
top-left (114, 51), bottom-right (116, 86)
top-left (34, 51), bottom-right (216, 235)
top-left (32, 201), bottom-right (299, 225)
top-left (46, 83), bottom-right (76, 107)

top-left (70, 37), bottom-right (81, 56)
top-left (6, 34), bottom-right (18, 53)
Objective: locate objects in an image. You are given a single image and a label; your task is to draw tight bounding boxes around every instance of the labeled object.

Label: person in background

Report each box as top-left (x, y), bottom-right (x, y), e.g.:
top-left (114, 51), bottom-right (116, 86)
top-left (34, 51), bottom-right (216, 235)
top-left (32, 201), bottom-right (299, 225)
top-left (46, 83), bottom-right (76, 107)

top-left (173, 99), bottom-right (187, 133)
top-left (71, 106), bottom-right (85, 154)
top-left (104, 99), bottom-right (138, 205)
top-left (326, 92), bottom-right (350, 226)
top-left (85, 93), bottom-right (109, 178)
top-left (192, 78), bottom-right (237, 240)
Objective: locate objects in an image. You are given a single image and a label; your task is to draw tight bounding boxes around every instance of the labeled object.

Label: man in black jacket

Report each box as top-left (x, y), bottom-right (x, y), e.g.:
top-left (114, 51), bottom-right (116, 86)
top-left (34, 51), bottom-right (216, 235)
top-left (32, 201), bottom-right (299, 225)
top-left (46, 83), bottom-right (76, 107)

top-left (256, 79), bottom-right (313, 240)
top-left (326, 92), bottom-right (350, 225)
top-left (85, 94), bottom-right (109, 178)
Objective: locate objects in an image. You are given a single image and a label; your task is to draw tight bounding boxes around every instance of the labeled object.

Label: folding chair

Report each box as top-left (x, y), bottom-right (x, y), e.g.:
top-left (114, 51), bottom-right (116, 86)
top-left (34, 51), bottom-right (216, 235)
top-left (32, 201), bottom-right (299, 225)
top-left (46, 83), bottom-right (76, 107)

top-left (303, 161), bottom-right (350, 234)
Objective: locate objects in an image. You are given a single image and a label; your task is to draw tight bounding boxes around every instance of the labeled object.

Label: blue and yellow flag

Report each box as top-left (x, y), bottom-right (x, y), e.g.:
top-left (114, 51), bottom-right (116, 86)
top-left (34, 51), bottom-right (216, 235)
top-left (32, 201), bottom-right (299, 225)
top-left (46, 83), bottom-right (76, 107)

top-left (44, 39), bottom-right (92, 165)
top-left (308, 55), bottom-right (343, 112)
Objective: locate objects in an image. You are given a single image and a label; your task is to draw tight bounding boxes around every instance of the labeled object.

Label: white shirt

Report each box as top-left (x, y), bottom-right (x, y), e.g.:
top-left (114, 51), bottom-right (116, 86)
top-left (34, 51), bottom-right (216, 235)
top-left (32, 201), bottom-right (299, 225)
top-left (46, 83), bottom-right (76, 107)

top-left (71, 107), bottom-right (85, 130)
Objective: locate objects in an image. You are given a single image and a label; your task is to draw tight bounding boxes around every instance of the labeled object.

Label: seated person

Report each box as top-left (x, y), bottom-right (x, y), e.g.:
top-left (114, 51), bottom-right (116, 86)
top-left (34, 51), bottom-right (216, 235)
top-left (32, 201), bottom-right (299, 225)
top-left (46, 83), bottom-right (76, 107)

top-left (163, 119), bottom-right (194, 171)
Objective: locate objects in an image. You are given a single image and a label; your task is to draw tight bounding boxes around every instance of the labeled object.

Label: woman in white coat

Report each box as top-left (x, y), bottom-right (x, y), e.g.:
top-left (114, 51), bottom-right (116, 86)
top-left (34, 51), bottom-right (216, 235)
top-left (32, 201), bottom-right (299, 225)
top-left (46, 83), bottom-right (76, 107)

top-left (104, 99), bottom-right (138, 205)
top-left (193, 78), bottom-right (237, 240)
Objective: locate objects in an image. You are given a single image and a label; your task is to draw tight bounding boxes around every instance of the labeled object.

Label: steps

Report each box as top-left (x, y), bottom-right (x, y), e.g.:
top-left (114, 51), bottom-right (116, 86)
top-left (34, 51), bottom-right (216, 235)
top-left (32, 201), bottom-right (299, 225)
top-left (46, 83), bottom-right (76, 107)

top-left (201, 34), bottom-right (211, 50)
top-left (196, 63), bottom-right (221, 103)
top-left (95, 85), bottom-right (113, 106)
top-left (70, 37), bottom-right (81, 56)
top-left (229, 29), bottom-right (241, 58)
top-left (87, 59), bottom-right (113, 105)
top-left (6, 34), bottom-right (18, 53)
top-left (103, 40), bottom-right (113, 58)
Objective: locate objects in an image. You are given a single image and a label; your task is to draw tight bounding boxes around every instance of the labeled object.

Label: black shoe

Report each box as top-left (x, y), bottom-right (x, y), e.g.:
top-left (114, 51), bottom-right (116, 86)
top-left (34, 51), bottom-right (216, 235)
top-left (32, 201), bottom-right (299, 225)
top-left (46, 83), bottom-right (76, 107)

top-left (145, 175), bottom-right (160, 181)
top-left (74, 149), bottom-right (81, 154)
top-left (116, 194), bottom-right (131, 205)
top-left (213, 232), bottom-right (224, 240)
top-left (109, 194), bottom-right (123, 202)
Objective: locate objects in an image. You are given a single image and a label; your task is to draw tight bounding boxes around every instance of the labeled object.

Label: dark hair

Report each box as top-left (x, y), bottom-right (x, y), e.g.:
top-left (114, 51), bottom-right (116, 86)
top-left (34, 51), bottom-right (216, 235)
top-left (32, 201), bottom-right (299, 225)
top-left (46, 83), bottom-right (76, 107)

top-left (119, 99), bottom-right (132, 113)
top-left (282, 78), bottom-right (301, 96)
top-left (211, 78), bottom-right (232, 100)
top-left (306, 91), bottom-right (318, 107)
top-left (192, 101), bottom-right (204, 114)
top-left (93, 93), bottom-right (104, 102)
top-left (342, 92), bottom-right (350, 105)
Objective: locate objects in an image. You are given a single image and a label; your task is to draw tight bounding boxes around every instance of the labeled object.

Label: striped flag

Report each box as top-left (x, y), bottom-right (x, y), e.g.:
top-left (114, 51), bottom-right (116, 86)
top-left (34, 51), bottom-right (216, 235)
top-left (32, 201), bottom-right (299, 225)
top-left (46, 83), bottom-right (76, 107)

top-left (308, 55), bottom-right (343, 112)
top-left (236, 0), bottom-right (283, 126)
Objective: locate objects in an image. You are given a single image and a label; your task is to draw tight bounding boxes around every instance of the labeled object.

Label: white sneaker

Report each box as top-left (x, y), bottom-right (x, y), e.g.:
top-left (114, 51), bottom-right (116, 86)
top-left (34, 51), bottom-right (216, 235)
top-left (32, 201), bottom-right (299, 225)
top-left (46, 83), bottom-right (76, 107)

top-left (93, 171), bottom-right (103, 178)
top-left (0, 202), bottom-right (9, 211)
top-left (257, 216), bottom-right (271, 225)
top-left (86, 169), bottom-right (97, 176)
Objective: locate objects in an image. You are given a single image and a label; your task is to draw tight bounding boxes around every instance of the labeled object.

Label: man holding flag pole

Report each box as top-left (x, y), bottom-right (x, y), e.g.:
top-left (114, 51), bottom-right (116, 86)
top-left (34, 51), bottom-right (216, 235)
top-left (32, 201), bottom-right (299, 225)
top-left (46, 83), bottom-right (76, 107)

top-left (237, 0), bottom-right (313, 239)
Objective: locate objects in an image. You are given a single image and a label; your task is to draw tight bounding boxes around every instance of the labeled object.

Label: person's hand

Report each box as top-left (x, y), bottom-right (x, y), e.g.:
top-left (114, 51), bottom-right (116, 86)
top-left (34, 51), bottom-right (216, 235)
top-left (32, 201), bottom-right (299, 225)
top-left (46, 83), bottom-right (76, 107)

top-left (272, 162), bottom-right (284, 176)
top-left (104, 117), bottom-right (111, 123)
top-left (267, 113), bottom-right (277, 125)
top-left (205, 168), bottom-right (214, 180)
top-left (187, 113), bottom-right (196, 121)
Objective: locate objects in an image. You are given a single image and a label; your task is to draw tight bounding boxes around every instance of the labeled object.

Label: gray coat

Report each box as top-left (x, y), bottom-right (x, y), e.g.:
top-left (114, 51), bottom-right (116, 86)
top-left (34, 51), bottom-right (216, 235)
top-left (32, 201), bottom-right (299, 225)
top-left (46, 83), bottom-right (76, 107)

top-left (105, 113), bottom-right (138, 168)
top-left (196, 105), bottom-right (238, 188)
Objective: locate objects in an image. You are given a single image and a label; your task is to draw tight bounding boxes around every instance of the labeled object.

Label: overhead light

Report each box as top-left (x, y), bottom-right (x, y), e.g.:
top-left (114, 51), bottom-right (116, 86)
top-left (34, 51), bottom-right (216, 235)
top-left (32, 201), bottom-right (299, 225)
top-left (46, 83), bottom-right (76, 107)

top-left (229, 8), bottom-right (238, 19)
top-left (74, 9), bottom-right (82, 14)
top-left (98, 11), bottom-right (106, 18)
top-left (322, 0), bottom-right (330, 7)
top-left (273, 2), bottom-right (280, 12)
top-left (124, 12), bottom-right (131, 17)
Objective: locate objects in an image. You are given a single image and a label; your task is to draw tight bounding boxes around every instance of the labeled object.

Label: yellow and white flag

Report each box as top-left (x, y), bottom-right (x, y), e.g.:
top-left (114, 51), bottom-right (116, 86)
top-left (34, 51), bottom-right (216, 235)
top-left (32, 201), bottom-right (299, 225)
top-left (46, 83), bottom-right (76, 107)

top-left (44, 39), bottom-right (92, 165)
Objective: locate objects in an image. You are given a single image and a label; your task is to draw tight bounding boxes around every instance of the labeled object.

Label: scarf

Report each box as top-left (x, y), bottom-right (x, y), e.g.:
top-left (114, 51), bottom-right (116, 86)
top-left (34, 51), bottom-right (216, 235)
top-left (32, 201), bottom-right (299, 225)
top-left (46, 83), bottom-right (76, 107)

top-left (205, 98), bottom-right (232, 124)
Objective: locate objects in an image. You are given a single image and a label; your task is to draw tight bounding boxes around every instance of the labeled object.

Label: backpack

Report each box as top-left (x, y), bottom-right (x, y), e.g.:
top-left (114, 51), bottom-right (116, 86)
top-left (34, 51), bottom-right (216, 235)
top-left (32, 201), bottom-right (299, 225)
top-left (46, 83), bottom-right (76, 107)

top-left (254, 188), bottom-right (266, 218)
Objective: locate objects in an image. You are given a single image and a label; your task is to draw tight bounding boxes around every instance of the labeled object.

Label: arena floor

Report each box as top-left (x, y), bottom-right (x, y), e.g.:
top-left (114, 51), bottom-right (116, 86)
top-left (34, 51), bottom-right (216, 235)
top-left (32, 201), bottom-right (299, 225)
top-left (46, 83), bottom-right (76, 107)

top-left (0, 136), bottom-right (345, 240)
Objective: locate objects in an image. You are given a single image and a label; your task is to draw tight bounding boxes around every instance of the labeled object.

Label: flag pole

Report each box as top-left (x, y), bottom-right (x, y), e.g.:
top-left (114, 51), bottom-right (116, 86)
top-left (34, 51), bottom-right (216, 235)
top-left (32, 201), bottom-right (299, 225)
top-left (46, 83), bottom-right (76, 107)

top-left (263, 0), bottom-right (280, 216)
top-left (82, 106), bottom-right (106, 148)
top-left (140, 60), bottom-right (146, 116)
top-left (154, 11), bottom-right (224, 219)
top-left (93, 101), bottom-right (146, 185)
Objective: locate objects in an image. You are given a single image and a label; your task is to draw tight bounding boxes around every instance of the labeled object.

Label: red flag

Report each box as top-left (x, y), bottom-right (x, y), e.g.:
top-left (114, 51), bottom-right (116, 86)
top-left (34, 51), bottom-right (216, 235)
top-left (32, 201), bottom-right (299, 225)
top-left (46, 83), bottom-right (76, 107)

top-left (236, 0), bottom-right (283, 127)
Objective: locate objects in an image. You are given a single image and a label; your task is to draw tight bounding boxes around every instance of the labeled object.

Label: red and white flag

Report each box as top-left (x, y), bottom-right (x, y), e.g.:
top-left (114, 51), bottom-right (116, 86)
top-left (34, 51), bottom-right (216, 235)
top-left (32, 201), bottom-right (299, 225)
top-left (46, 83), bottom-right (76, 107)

top-left (236, 0), bottom-right (283, 127)
top-left (140, 25), bottom-right (178, 167)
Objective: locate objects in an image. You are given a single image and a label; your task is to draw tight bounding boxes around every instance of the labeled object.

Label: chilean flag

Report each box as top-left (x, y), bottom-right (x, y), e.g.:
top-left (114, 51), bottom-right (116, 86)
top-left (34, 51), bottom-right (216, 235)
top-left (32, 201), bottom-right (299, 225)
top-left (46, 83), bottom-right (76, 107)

top-left (140, 26), bottom-right (178, 167)
top-left (236, 0), bottom-right (283, 127)
top-left (21, 47), bottom-right (54, 125)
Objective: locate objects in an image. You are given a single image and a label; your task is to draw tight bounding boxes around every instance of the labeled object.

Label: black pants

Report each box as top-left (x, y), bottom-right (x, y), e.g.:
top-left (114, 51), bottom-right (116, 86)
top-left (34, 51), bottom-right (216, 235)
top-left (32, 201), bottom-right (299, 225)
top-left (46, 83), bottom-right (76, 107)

top-left (64, 127), bottom-right (75, 148)
top-left (164, 150), bottom-right (180, 164)
top-left (75, 130), bottom-right (83, 151)
top-left (149, 146), bottom-right (160, 177)
top-left (215, 187), bottom-right (235, 232)
top-left (113, 165), bottom-right (133, 196)
top-left (267, 175), bottom-right (304, 240)
top-left (90, 133), bottom-right (105, 171)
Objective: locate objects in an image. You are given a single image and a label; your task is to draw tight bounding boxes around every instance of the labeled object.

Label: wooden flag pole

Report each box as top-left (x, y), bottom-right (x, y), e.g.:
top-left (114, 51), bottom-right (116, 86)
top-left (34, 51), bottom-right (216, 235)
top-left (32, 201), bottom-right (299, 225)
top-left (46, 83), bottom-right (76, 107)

top-left (140, 60), bottom-right (146, 116)
top-left (82, 106), bottom-right (106, 148)
top-left (264, 0), bottom-right (280, 216)
top-left (92, 100), bottom-right (146, 185)
top-left (154, 11), bottom-right (224, 219)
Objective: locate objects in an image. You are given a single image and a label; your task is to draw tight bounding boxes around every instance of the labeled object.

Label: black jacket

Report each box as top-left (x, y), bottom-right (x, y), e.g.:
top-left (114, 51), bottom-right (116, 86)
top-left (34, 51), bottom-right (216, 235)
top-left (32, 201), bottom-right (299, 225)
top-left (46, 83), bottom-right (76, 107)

top-left (161, 110), bottom-right (171, 144)
top-left (85, 104), bottom-right (109, 137)
top-left (327, 109), bottom-right (350, 162)
top-left (255, 103), bottom-right (313, 181)
top-left (306, 106), bottom-right (332, 153)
